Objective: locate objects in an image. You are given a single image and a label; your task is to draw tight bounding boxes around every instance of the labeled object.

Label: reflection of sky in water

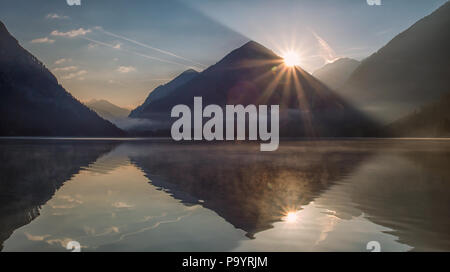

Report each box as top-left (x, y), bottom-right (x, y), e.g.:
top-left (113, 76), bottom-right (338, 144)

top-left (3, 160), bottom-right (244, 251)
top-left (2, 140), bottom-right (450, 251)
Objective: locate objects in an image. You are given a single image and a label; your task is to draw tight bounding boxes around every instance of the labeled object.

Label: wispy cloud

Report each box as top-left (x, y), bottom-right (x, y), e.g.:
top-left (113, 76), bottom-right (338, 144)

top-left (46, 13), bottom-right (69, 20)
top-left (62, 70), bottom-right (87, 80)
top-left (95, 27), bottom-right (207, 68)
top-left (117, 66), bottom-right (136, 73)
top-left (112, 201), bottom-right (134, 208)
top-left (24, 232), bottom-right (50, 241)
top-left (81, 36), bottom-right (197, 69)
top-left (54, 58), bottom-right (72, 65)
top-left (31, 37), bottom-right (55, 44)
top-left (53, 66), bottom-right (78, 72)
top-left (310, 30), bottom-right (339, 64)
top-left (51, 28), bottom-right (91, 38)
top-left (88, 43), bottom-right (98, 49)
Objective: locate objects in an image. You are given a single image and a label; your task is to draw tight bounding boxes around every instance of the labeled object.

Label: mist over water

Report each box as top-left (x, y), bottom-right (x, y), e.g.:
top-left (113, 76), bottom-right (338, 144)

top-left (1, 138), bottom-right (449, 251)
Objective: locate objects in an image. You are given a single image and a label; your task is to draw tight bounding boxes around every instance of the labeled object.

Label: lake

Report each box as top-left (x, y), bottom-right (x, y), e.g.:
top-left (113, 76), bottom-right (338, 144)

top-left (0, 138), bottom-right (449, 251)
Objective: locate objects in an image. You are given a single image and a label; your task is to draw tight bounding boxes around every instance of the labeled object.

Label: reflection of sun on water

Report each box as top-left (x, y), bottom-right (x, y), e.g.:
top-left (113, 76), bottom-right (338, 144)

top-left (284, 211), bottom-right (298, 223)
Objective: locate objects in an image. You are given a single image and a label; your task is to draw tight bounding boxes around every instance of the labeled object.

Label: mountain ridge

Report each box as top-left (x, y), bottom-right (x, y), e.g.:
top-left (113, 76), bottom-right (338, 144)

top-left (130, 40), bottom-right (379, 137)
top-left (340, 1), bottom-right (450, 123)
top-left (129, 69), bottom-right (199, 117)
top-left (0, 20), bottom-right (124, 137)
top-left (313, 58), bottom-right (360, 90)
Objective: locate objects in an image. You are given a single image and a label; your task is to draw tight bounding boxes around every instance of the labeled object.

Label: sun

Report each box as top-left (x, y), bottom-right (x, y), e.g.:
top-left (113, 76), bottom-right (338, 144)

top-left (283, 51), bottom-right (300, 67)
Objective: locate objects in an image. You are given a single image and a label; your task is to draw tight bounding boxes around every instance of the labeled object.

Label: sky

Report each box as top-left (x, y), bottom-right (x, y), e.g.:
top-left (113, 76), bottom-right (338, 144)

top-left (0, 0), bottom-right (447, 109)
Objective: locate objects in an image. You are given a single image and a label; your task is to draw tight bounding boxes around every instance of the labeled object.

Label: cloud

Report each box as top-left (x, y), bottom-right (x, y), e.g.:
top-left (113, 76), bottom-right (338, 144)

top-left (97, 27), bottom-right (207, 68)
top-left (46, 13), bottom-right (69, 20)
top-left (62, 70), bottom-right (87, 80)
top-left (54, 58), bottom-right (72, 65)
top-left (310, 30), bottom-right (339, 63)
top-left (57, 195), bottom-right (83, 204)
top-left (88, 43), bottom-right (98, 49)
top-left (31, 37), bottom-right (55, 44)
top-left (81, 36), bottom-right (198, 69)
top-left (24, 232), bottom-right (50, 241)
top-left (53, 66), bottom-right (78, 72)
top-left (46, 238), bottom-right (75, 248)
top-left (117, 66), bottom-right (136, 73)
top-left (51, 28), bottom-right (91, 38)
top-left (112, 201), bottom-right (134, 208)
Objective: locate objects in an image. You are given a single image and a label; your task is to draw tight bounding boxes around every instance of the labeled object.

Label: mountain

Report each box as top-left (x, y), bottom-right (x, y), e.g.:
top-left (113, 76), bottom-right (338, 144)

top-left (0, 21), bottom-right (124, 136)
top-left (341, 2), bottom-right (450, 123)
top-left (313, 58), bottom-right (360, 90)
top-left (129, 69), bottom-right (199, 117)
top-left (387, 92), bottom-right (450, 137)
top-left (85, 99), bottom-right (130, 122)
top-left (130, 40), bottom-right (378, 137)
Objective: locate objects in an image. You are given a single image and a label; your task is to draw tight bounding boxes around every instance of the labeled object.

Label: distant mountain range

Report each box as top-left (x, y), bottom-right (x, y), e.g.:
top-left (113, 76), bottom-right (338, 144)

top-left (0, 21), bottom-right (124, 137)
top-left (340, 1), bottom-right (450, 123)
top-left (130, 41), bottom-right (378, 137)
top-left (85, 99), bottom-right (130, 123)
top-left (313, 58), bottom-right (360, 90)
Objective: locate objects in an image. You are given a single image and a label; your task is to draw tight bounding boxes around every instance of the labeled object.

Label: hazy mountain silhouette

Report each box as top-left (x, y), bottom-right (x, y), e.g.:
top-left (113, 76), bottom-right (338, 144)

top-left (130, 41), bottom-right (378, 137)
top-left (313, 58), bottom-right (360, 90)
top-left (0, 21), bottom-right (124, 136)
top-left (387, 92), bottom-right (450, 137)
top-left (85, 99), bottom-right (130, 122)
top-left (341, 2), bottom-right (450, 123)
top-left (130, 69), bottom-right (199, 118)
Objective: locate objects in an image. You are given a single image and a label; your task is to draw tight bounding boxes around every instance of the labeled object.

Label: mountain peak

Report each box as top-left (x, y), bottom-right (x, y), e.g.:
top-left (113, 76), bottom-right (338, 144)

top-left (240, 40), bottom-right (264, 49)
top-left (237, 40), bottom-right (278, 57)
top-left (333, 57), bottom-right (359, 64)
top-left (181, 68), bottom-right (199, 75)
top-left (0, 20), bottom-right (18, 45)
top-left (86, 99), bottom-right (111, 105)
top-left (0, 21), bottom-right (8, 35)
top-left (211, 40), bottom-right (281, 69)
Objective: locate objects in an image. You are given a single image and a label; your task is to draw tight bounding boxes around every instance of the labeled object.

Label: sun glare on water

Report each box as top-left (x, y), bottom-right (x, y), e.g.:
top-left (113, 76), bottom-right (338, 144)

top-left (283, 51), bottom-right (300, 67)
top-left (284, 211), bottom-right (298, 223)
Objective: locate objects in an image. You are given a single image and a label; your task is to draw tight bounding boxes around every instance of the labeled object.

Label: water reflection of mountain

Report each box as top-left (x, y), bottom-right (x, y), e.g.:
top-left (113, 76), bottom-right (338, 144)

top-left (0, 140), bottom-right (117, 250)
top-left (311, 141), bottom-right (450, 251)
top-left (129, 141), bottom-right (371, 237)
top-left (350, 146), bottom-right (450, 251)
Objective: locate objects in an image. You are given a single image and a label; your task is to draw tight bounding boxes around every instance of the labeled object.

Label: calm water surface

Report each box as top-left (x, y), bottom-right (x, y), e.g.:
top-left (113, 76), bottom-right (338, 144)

top-left (0, 138), bottom-right (449, 251)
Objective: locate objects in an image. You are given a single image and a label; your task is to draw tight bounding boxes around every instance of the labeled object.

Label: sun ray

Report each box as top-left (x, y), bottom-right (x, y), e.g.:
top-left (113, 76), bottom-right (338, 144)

top-left (291, 67), bottom-right (316, 137)
top-left (255, 65), bottom-right (288, 105)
